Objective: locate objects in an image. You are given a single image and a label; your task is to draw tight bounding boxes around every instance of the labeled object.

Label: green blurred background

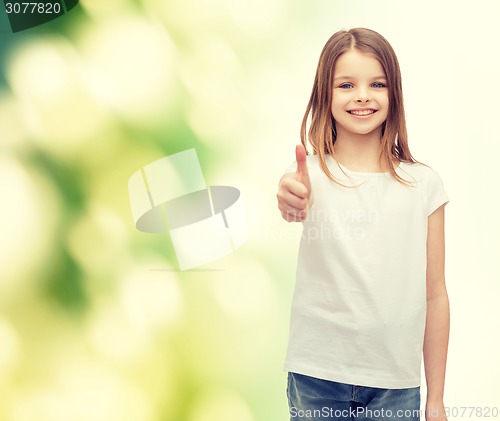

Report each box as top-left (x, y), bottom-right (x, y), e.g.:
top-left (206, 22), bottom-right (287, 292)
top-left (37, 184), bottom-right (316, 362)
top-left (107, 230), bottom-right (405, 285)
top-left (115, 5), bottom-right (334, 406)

top-left (1, 1), bottom-right (499, 420)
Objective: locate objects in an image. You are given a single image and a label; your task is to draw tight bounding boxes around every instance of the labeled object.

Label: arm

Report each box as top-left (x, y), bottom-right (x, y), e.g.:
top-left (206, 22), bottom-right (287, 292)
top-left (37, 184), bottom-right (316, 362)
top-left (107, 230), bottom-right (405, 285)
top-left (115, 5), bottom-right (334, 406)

top-left (423, 204), bottom-right (450, 421)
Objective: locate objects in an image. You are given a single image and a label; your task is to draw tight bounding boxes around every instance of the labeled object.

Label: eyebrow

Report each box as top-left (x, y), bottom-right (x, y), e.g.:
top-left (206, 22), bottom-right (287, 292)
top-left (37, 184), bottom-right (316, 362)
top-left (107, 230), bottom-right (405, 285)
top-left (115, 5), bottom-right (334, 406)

top-left (333, 75), bottom-right (387, 81)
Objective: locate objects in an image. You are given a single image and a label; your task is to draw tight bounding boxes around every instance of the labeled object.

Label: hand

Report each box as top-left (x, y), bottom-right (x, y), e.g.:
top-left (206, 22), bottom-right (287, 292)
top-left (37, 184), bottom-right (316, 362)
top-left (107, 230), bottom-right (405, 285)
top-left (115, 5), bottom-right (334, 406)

top-left (425, 401), bottom-right (448, 421)
top-left (276, 144), bottom-right (313, 222)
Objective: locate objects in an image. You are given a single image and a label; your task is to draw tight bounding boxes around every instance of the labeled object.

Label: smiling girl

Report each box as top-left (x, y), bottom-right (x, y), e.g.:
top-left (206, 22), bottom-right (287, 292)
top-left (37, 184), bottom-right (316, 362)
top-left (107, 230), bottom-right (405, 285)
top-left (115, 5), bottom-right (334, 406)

top-left (277, 28), bottom-right (450, 421)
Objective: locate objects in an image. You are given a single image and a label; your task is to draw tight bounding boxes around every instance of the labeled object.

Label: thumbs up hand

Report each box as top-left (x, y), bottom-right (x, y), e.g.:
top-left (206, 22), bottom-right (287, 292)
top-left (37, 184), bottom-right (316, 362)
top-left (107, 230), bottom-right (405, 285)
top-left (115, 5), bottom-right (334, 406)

top-left (277, 144), bottom-right (313, 222)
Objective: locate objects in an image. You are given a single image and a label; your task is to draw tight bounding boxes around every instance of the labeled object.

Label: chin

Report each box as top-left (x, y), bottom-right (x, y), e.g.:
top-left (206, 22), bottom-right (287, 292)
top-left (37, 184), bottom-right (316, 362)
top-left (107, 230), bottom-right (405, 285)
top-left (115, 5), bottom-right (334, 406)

top-left (347, 127), bottom-right (382, 136)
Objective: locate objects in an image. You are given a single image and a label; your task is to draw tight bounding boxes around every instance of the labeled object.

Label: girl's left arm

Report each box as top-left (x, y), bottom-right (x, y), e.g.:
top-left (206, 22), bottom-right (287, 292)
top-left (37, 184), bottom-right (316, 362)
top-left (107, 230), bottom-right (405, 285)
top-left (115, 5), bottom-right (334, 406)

top-left (423, 204), bottom-right (450, 421)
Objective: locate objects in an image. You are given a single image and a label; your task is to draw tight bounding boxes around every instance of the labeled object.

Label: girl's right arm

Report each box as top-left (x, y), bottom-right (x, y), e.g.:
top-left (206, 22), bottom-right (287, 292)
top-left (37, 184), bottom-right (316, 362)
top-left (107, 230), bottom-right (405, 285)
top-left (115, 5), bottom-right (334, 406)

top-left (276, 145), bottom-right (313, 222)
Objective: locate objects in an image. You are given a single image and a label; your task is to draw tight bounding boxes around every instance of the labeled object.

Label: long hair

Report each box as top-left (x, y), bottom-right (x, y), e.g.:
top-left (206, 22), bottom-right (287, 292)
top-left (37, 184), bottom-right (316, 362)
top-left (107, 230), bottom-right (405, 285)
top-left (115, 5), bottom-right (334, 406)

top-left (300, 28), bottom-right (421, 186)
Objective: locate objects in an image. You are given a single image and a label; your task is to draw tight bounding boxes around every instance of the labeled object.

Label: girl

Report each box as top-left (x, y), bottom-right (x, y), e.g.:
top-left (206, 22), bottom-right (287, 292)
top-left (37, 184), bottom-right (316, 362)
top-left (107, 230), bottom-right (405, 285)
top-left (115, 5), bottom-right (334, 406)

top-left (277, 28), bottom-right (449, 421)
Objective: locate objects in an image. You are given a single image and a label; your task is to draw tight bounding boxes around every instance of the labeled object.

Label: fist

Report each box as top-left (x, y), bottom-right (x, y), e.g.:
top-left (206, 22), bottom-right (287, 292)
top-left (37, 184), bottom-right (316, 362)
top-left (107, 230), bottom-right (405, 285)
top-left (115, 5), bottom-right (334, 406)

top-left (276, 144), bottom-right (313, 222)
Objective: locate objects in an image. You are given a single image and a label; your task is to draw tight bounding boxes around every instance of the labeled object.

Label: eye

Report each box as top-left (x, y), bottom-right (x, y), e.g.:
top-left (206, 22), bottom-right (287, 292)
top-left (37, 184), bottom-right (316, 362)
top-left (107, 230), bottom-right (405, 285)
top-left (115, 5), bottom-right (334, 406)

top-left (372, 82), bottom-right (386, 88)
top-left (339, 83), bottom-right (353, 89)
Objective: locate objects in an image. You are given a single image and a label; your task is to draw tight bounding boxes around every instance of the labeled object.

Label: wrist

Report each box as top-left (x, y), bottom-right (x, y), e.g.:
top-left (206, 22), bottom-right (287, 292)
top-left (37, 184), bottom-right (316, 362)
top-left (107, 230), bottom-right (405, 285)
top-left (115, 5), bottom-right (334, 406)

top-left (426, 392), bottom-right (444, 404)
top-left (425, 399), bottom-right (445, 413)
top-left (426, 400), bottom-right (444, 406)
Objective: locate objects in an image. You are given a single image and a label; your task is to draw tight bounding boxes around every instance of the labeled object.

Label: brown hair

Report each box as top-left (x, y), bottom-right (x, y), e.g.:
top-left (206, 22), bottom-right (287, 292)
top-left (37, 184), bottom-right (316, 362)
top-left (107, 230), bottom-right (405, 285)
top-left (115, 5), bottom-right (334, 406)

top-left (300, 27), bottom-right (422, 186)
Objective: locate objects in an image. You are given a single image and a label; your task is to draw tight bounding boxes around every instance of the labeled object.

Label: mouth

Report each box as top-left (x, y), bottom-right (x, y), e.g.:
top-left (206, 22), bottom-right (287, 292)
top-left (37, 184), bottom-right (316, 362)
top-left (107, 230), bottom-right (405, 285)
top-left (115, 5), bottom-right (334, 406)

top-left (347, 109), bottom-right (377, 116)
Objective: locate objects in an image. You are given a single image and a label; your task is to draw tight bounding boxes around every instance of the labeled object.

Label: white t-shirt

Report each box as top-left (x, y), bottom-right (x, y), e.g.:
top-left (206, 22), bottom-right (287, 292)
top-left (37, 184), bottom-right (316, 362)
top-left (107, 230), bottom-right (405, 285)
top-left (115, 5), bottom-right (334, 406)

top-left (283, 154), bottom-right (449, 389)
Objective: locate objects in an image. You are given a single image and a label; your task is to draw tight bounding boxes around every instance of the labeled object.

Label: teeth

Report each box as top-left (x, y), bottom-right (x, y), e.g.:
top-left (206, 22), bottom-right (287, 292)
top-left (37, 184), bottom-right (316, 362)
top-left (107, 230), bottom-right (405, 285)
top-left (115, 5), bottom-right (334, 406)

top-left (350, 110), bottom-right (375, 116)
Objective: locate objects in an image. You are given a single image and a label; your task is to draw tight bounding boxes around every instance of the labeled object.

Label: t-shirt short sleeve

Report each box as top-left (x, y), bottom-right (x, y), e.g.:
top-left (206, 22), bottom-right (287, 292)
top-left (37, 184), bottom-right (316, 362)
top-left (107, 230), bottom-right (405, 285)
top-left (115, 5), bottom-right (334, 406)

top-left (426, 168), bottom-right (450, 216)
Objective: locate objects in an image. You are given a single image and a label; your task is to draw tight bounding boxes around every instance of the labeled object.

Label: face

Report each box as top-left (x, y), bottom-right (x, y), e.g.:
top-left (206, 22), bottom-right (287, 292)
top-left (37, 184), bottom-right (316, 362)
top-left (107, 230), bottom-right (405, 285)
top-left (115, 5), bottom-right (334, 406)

top-left (331, 49), bottom-right (389, 139)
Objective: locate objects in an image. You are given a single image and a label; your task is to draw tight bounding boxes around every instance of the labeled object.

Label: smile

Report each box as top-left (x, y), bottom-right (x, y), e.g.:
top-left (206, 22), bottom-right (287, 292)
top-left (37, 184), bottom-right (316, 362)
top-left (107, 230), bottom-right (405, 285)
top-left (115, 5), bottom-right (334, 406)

top-left (348, 109), bottom-right (377, 116)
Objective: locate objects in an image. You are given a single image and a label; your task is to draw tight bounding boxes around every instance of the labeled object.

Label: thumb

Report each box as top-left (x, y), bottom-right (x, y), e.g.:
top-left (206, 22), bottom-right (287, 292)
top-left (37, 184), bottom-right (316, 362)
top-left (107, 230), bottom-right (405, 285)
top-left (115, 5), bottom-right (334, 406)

top-left (295, 145), bottom-right (311, 202)
top-left (295, 144), bottom-right (309, 178)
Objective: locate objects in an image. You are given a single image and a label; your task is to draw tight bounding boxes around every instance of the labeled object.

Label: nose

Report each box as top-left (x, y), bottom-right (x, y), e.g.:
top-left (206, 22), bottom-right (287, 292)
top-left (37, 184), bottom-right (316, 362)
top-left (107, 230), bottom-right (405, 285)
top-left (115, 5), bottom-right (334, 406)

top-left (356, 94), bottom-right (370, 103)
top-left (355, 87), bottom-right (370, 103)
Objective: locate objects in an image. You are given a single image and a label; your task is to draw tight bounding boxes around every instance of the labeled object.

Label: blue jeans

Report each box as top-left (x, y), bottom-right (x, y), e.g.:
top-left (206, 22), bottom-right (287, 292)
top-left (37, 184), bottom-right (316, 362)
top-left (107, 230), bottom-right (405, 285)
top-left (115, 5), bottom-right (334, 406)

top-left (287, 372), bottom-right (420, 421)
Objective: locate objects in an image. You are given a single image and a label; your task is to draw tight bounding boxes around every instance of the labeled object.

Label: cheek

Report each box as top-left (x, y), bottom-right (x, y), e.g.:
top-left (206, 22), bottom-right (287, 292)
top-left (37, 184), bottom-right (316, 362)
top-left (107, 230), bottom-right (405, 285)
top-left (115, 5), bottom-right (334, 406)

top-left (331, 95), bottom-right (345, 110)
top-left (330, 102), bottom-right (344, 119)
top-left (330, 98), bottom-right (338, 113)
top-left (380, 92), bottom-right (390, 107)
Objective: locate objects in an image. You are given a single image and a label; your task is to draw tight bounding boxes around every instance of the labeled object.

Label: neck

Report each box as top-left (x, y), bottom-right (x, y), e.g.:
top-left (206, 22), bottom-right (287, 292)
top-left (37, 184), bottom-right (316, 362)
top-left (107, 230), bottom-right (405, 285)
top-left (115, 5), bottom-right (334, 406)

top-left (333, 128), bottom-right (391, 172)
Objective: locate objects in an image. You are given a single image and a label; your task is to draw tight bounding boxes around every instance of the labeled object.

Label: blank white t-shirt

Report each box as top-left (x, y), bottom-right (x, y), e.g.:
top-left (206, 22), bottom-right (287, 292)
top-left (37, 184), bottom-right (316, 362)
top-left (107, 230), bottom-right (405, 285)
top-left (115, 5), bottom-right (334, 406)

top-left (283, 154), bottom-right (449, 389)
